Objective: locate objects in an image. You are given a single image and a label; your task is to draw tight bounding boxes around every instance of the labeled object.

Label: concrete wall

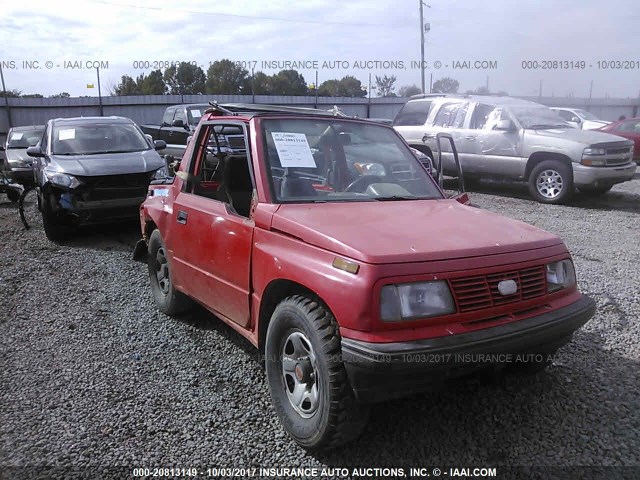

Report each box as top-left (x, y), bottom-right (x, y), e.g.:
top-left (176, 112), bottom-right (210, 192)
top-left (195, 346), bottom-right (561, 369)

top-left (1, 94), bottom-right (638, 135)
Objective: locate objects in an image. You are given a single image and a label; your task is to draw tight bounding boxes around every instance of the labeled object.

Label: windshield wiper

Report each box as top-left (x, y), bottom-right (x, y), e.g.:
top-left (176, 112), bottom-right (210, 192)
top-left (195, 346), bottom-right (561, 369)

top-left (374, 195), bottom-right (418, 201)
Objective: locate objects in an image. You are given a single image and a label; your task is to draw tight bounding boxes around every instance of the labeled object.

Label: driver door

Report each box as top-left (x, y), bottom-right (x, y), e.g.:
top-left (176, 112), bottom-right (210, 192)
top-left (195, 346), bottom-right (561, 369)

top-left (170, 121), bottom-right (255, 328)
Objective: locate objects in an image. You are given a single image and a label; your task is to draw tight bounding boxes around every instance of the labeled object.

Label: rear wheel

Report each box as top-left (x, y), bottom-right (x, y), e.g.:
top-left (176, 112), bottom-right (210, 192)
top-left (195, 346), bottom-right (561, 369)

top-left (147, 230), bottom-right (193, 315)
top-left (528, 160), bottom-right (573, 204)
top-left (265, 295), bottom-right (369, 450)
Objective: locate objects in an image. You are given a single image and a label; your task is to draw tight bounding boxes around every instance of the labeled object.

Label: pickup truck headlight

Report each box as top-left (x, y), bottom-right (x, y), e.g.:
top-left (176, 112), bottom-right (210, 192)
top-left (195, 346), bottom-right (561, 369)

top-left (44, 171), bottom-right (81, 189)
top-left (546, 260), bottom-right (576, 292)
top-left (581, 147), bottom-right (606, 166)
top-left (380, 280), bottom-right (455, 321)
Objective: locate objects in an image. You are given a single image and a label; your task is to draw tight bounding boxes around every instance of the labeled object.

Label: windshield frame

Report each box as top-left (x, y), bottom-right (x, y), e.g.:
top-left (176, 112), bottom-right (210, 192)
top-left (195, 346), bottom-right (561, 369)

top-left (257, 116), bottom-right (443, 205)
top-left (51, 121), bottom-right (152, 156)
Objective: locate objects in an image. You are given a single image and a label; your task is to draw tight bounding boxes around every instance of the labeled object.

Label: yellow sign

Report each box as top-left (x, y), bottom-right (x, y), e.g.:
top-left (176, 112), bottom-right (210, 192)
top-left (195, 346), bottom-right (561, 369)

top-left (86, 83), bottom-right (94, 88)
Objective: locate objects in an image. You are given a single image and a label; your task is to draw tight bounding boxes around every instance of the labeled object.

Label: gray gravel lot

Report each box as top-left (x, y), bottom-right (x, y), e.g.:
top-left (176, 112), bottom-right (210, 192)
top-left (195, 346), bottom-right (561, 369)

top-left (1, 176), bottom-right (639, 478)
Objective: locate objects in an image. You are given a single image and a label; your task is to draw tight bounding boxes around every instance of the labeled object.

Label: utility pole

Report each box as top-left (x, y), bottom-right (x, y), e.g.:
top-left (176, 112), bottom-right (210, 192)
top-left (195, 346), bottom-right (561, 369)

top-left (367, 72), bottom-right (372, 118)
top-left (419, 2), bottom-right (431, 94)
top-left (96, 67), bottom-right (104, 116)
top-left (315, 70), bottom-right (319, 109)
top-left (251, 68), bottom-right (255, 103)
top-left (419, 1), bottom-right (425, 93)
top-left (0, 64), bottom-right (13, 129)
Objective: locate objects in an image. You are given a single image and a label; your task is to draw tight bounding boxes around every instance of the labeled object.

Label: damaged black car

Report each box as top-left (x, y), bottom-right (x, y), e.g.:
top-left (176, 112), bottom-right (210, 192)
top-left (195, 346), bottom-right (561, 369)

top-left (26, 116), bottom-right (167, 241)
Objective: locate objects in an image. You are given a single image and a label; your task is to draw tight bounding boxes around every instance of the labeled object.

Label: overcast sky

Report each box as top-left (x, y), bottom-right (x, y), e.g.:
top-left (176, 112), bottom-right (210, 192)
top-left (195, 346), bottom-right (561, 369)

top-left (2, 0), bottom-right (639, 98)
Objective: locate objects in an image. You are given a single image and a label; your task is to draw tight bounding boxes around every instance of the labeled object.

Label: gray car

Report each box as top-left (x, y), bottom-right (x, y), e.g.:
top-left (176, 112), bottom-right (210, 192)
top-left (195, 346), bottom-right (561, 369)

top-left (1, 125), bottom-right (45, 185)
top-left (394, 94), bottom-right (636, 204)
top-left (26, 116), bottom-right (167, 240)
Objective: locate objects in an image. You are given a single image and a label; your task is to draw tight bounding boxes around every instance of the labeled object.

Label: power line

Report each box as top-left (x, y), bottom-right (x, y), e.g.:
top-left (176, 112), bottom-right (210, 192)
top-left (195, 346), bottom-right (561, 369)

top-left (88, 0), bottom-right (392, 27)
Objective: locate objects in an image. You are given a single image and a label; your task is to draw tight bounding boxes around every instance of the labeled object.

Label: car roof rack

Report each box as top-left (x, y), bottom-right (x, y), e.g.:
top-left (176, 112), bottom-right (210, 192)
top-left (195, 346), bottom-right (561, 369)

top-left (408, 93), bottom-right (470, 100)
top-left (204, 102), bottom-right (350, 118)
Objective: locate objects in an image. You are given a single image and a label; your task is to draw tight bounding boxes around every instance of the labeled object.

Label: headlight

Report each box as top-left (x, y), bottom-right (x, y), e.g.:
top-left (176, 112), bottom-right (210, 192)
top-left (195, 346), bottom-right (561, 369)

top-left (153, 165), bottom-right (170, 180)
top-left (353, 162), bottom-right (385, 176)
top-left (380, 280), bottom-right (455, 322)
top-left (44, 171), bottom-right (81, 189)
top-left (583, 147), bottom-right (606, 156)
top-left (581, 147), bottom-right (606, 166)
top-left (546, 260), bottom-right (576, 292)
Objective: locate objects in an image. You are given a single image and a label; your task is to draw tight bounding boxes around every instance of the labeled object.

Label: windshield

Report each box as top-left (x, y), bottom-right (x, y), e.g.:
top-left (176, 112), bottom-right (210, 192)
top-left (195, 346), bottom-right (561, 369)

top-left (52, 123), bottom-right (151, 155)
top-left (7, 128), bottom-right (44, 149)
top-left (574, 109), bottom-right (599, 121)
top-left (187, 105), bottom-right (209, 126)
top-left (262, 118), bottom-right (442, 203)
top-left (509, 106), bottom-right (569, 129)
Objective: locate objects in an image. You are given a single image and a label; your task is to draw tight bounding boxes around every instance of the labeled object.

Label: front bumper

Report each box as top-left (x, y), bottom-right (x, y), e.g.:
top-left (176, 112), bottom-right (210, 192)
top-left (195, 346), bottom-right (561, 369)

top-left (341, 294), bottom-right (595, 403)
top-left (572, 162), bottom-right (636, 187)
top-left (5, 168), bottom-right (34, 186)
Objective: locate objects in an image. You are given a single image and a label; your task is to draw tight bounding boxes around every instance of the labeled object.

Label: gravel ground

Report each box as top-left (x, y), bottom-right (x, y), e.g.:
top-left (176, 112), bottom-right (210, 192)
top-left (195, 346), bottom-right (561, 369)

top-left (1, 176), bottom-right (639, 479)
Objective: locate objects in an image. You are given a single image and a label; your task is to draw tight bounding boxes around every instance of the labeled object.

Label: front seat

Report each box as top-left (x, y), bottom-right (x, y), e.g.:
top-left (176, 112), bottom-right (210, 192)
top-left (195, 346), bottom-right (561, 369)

top-left (217, 156), bottom-right (253, 217)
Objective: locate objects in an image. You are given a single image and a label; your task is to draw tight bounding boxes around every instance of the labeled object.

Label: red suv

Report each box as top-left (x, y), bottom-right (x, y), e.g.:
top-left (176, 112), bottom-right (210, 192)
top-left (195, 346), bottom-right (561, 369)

top-left (135, 103), bottom-right (595, 449)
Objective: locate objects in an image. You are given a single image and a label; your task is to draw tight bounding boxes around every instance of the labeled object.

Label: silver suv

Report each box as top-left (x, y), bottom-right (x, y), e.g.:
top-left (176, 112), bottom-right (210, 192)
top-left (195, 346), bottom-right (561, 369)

top-left (393, 94), bottom-right (636, 204)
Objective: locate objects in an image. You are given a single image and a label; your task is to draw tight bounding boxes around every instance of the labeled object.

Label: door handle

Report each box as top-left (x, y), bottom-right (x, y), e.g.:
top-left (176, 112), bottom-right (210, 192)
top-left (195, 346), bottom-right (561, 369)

top-left (465, 136), bottom-right (476, 140)
top-left (177, 210), bottom-right (188, 224)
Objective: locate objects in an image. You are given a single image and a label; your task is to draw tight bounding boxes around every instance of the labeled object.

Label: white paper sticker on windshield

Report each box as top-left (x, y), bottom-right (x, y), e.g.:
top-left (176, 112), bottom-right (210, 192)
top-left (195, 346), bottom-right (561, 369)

top-left (190, 109), bottom-right (202, 117)
top-left (271, 132), bottom-right (316, 168)
top-left (59, 129), bottom-right (75, 140)
top-left (12, 132), bottom-right (24, 140)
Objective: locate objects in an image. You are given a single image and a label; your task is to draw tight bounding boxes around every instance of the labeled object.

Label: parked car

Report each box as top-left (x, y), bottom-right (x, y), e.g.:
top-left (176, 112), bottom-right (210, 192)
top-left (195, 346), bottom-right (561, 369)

top-left (140, 104), bottom-right (219, 159)
top-left (595, 117), bottom-right (640, 164)
top-left (0, 125), bottom-right (45, 185)
top-left (550, 107), bottom-right (610, 130)
top-left (26, 116), bottom-right (167, 240)
top-left (134, 103), bottom-right (595, 450)
top-left (394, 94), bottom-right (636, 203)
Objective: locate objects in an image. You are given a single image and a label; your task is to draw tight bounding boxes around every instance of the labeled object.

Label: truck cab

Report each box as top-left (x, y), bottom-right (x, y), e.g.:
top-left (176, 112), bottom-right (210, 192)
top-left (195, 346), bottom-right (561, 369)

top-left (136, 103), bottom-right (595, 450)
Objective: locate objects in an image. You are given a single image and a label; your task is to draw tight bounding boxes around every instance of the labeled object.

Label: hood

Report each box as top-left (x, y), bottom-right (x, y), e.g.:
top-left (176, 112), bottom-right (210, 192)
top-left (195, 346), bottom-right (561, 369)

top-left (6, 149), bottom-right (33, 164)
top-left (271, 200), bottom-right (563, 264)
top-left (48, 150), bottom-right (165, 177)
top-left (529, 127), bottom-right (631, 146)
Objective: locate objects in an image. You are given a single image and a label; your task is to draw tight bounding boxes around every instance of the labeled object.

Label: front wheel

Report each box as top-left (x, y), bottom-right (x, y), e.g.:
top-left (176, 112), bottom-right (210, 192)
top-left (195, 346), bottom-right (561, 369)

top-left (528, 160), bottom-right (574, 204)
top-left (7, 188), bottom-right (21, 203)
top-left (41, 194), bottom-right (66, 241)
top-left (265, 295), bottom-right (369, 450)
top-left (147, 230), bottom-right (193, 316)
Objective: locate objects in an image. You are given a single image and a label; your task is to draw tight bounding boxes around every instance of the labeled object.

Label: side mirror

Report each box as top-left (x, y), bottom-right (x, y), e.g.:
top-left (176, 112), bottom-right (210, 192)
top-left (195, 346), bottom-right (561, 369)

top-left (154, 140), bottom-right (167, 151)
top-left (570, 116), bottom-right (581, 124)
top-left (26, 146), bottom-right (44, 157)
top-left (495, 119), bottom-right (516, 131)
top-left (172, 119), bottom-right (185, 128)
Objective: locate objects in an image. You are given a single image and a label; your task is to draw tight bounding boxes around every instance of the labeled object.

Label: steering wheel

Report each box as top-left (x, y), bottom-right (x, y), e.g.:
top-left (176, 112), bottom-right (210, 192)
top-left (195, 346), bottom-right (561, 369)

top-left (345, 175), bottom-right (384, 193)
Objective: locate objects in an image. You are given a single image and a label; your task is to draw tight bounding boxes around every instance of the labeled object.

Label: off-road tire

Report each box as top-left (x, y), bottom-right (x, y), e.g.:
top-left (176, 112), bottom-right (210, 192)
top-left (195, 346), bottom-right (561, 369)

top-left (265, 295), bottom-right (369, 450)
top-left (147, 229), bottom-right (193, 316)
top-left (528, 160), bottom-right (574, 204)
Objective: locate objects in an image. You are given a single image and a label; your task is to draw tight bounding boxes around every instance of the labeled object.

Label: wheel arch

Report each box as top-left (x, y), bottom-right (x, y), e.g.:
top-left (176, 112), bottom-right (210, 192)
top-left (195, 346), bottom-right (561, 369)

top-left (257, 278), bottom-right (332, 352)
top-left (525, 152), bottom-right (574, 180)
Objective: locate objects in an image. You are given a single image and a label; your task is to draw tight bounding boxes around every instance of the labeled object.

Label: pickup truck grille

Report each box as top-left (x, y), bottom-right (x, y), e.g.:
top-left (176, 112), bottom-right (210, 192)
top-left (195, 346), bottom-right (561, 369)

top-left (449, 265), bottom-right (547, 313)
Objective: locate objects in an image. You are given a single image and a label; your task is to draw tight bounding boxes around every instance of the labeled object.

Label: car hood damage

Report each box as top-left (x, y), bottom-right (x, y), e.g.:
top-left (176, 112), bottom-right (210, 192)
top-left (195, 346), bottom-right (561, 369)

top-left (271, 200), bottom-right (563, 264)
top-left (530, 127), bottom-right (631, 146)
top-left (48, 150), bottom-right (164, 177)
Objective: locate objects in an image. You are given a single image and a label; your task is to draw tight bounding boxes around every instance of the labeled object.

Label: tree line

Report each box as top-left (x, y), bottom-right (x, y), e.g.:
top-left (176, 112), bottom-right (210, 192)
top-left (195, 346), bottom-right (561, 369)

top-left (0, 62), bottom-right (506, 98)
